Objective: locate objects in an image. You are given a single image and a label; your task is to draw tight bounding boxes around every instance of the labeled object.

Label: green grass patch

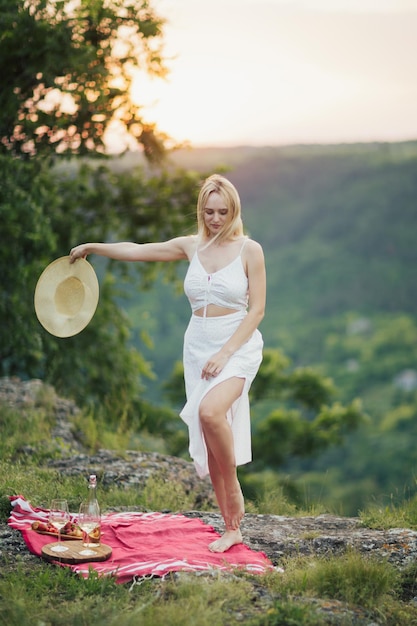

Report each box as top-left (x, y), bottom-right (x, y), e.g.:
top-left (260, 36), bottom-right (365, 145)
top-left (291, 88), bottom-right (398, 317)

top-left (0, 563), bottom-right (133, 626)
top-left (360, 497), bottom-right (417, 531)
top-left (0, 460), bottom-right (202, 523)
top-left (0, 402), bottom-right (64, 462)
top-left (264, 550), bottom-right (398, 610)
top-left (244, 476), bottom-right (328, 517)
top-left (250, 601), bottom-right (325, 626)
top-left (0, 461), bottom-right (90, 519)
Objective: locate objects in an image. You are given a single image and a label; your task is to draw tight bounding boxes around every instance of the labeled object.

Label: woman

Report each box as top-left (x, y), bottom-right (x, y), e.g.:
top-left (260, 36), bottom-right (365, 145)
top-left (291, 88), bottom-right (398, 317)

top-left (70, 174), bottom-right (266, 552)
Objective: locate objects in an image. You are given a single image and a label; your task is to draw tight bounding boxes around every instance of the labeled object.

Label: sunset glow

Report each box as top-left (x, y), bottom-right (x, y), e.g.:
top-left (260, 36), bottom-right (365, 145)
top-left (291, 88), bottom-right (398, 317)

top-left (129, 0), bottom-right (417, 147)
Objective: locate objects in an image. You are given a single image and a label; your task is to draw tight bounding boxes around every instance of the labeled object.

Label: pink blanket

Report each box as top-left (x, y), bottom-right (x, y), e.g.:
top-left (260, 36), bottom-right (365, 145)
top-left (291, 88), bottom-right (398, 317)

top-left (8, 496), bottom-right (273, 583)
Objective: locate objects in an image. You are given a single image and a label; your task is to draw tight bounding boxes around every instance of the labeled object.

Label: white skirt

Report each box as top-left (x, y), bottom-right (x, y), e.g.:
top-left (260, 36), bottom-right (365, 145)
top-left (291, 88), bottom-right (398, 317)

top-left (180, 311), bottom-right (263, 478)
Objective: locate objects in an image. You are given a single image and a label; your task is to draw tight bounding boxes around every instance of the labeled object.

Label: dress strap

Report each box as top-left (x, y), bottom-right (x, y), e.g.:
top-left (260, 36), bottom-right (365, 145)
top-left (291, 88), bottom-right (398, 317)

top-left (239, 237), bottom-right (249, 255)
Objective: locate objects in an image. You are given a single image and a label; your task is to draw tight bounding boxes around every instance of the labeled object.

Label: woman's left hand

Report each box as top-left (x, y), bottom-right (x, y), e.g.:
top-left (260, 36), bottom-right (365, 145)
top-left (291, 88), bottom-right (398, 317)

top-left (201, 352), bottom-right (229, 380)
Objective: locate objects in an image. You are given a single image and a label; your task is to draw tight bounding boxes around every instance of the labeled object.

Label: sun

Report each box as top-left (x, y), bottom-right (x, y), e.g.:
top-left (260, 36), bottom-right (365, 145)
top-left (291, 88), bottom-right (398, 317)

top-left (131, 68), bottom-right (238, 146)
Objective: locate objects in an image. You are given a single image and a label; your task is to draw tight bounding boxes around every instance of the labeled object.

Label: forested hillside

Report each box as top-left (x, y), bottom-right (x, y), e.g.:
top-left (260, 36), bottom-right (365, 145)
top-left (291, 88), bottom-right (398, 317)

top-left (120, 141), bottom-right (417, 514)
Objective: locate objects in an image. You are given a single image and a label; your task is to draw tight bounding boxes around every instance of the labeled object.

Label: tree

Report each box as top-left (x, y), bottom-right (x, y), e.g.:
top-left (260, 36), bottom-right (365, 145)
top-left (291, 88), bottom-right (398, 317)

top-left (0, 0), bottom-right (168, 159)
top-left (164, 348), bottom-right (366, 470)
top-left (0, 157), bottom-right (202, 424)
top-left (253, 398), bottom-right (365, 469)
top-left (0, 0), bottom-right (208, 425)
top-left (0, 156), bottom-right (56, 376)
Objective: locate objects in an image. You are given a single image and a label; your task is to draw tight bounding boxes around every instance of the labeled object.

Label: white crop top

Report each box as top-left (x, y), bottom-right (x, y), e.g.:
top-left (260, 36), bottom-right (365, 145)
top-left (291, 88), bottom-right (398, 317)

top-left (184, 240), bottom-right (249, 315)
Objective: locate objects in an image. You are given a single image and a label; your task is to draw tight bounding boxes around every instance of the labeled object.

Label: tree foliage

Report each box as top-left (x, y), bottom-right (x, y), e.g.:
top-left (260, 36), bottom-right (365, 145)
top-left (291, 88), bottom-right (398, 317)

top-left (0, 157), bottom-right (201, 424)
top-left (164, 347), bottom-right (366, 471)
top-left (0, 156), bottom-right (56, 375)
top-left (254, 399), bottom-right (364, 469)
top-left (0, 0), bottom-right (168, 158)
top-left (251, 352), bottom-right (365, 470)
top-left (0, 0), bottom-right (204, 424)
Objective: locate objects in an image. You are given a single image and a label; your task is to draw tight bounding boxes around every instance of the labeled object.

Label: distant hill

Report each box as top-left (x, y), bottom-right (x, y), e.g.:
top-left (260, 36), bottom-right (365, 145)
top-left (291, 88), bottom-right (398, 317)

top-left (121, 140), bottom-right (417, 374)
top-left (114, 141), bottom-right (417, 514)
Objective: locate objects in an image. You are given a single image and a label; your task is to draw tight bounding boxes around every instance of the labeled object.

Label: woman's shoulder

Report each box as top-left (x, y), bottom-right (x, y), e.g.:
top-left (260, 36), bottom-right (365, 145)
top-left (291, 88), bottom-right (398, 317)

top-left (178, 235), bottom-right (199, 259)
top-left (241, 238), bottom-right (265, 273)
top-left (243, 237), bottom-right (264, 255)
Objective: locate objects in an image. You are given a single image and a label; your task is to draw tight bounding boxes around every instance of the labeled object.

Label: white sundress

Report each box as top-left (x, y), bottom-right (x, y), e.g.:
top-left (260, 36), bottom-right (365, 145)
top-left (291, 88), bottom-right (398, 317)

top-left (180, 240), bottom-right (263, 478)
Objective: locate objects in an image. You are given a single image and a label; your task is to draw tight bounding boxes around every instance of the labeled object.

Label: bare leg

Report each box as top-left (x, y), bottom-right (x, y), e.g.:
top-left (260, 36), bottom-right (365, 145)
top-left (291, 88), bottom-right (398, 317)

top-left (207, 449), bottom-right (243, 551)
top-left (200, 378), bottom-right (245, 552)
top-left (207, 448), bottom-right (227, 521)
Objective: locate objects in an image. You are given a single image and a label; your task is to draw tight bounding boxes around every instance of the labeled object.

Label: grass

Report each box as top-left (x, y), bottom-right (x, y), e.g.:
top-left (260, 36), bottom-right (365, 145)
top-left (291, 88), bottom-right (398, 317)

top-left (2, 398), bottom-right (417, 625)
top-left (277, 550), bottom-right (398, 608)
top-left (359, 499), bottom-right (417, 531)
top-left (0, 460), bottom-right (197, 516)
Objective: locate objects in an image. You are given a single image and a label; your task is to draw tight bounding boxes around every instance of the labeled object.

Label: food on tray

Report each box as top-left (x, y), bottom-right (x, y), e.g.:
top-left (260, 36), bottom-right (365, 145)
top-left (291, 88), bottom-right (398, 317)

top-left (32, 520), bottom-right (83, 538)
top-left (89, 526), bottom-right (100, 540)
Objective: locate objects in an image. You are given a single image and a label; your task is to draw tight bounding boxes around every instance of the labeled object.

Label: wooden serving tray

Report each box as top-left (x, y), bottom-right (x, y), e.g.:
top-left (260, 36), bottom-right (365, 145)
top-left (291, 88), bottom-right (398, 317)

top-left (42, 541), bottom-right (112, 564)
top-left (34, 530), bottom-right (82, 540)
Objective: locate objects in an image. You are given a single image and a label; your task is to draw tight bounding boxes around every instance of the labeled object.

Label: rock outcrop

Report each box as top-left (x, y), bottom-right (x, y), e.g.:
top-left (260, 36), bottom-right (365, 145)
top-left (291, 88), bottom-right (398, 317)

top-left (2, 376), bottom-right (417, 568)
top-left (3, 377), bottom-right (417, 624)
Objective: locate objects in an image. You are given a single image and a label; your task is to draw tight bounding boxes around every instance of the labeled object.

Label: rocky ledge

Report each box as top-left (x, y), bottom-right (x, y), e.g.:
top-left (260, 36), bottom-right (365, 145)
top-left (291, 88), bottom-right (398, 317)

top-left (2, 377), bottom-right (417, 624)
top-left (2, 376), bottom-right (417, 569)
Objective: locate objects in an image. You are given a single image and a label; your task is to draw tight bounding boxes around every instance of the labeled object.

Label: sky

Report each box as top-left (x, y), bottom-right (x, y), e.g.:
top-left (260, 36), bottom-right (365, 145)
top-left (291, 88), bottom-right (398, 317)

top-left (128, 0), bottom-right (417, 148)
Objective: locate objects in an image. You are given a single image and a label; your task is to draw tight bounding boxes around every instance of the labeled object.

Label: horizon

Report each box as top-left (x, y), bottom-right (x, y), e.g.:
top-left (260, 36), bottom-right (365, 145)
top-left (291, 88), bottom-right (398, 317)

top-left (112, 137), bottom-right (417, 157)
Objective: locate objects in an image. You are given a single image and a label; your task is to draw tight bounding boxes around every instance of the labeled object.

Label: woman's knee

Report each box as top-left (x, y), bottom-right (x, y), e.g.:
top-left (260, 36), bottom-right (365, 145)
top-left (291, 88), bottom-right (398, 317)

top-left (199, 400), bottom-right (219, 428)
top-left (199, 378), bottom-right (244, 426)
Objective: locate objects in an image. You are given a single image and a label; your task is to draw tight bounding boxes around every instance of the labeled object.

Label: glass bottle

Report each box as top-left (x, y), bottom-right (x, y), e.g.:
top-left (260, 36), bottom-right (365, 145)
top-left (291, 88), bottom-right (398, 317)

top-left (81, 474), bottom-right (101, 546)
top-left (87, 474), bottom-right (100, 513)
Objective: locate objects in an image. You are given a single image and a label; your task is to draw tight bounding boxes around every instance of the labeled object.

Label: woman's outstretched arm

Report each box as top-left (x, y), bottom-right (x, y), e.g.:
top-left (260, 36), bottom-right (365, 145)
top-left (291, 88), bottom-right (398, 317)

top-left (69, 236), bottom-right (195, 264)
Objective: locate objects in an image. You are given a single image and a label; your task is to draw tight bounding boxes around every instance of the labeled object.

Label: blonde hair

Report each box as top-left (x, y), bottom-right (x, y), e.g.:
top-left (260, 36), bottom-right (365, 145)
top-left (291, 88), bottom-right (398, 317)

top-left (196, 174), bottom-right (244, 245)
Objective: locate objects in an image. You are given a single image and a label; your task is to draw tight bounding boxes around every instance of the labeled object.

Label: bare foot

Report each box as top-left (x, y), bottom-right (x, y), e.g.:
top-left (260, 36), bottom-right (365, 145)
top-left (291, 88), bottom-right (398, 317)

top-left (208, 528), bottom-right (243, 553)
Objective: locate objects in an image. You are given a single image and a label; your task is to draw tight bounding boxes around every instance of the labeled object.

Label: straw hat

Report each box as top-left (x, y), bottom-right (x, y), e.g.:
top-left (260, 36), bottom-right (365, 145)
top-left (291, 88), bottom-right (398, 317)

top-left (34, 256), bottom-right (99, 337)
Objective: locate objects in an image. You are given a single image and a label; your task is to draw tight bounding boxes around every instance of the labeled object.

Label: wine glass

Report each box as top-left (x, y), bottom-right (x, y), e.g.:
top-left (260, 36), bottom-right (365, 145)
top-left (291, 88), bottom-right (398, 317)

top-left (78, 501), bottom-right (100, 550)
top-left (49, 499), bottom-right (70, 553)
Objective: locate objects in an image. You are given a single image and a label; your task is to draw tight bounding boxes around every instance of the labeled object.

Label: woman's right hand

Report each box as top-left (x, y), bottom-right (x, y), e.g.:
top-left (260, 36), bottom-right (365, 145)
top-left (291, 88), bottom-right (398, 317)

top-left (69, 244), bottom-right (89, 263)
